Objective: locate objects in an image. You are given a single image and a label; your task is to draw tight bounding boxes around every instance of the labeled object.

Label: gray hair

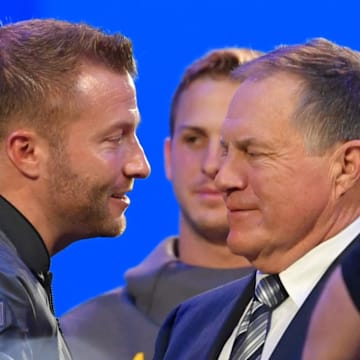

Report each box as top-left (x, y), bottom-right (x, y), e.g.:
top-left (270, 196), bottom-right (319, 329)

top-left (232, 38), bottom-right (360, 154)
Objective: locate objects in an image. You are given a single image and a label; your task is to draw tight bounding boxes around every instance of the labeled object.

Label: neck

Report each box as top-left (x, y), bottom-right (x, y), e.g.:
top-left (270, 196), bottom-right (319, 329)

top-left (254, 200), bottom-right (360, 273)
top-left (1, 187), bottom-right (61, 256)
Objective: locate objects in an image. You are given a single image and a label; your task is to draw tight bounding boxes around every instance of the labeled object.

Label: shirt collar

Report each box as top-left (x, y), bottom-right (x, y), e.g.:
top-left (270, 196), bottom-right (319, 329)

top-left (0, 195), bottom-right (50, 274)
top-left (279, 216), bottom-right (360, 307)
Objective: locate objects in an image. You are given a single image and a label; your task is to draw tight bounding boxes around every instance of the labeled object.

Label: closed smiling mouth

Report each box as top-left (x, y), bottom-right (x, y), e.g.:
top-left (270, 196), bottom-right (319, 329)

top-left (111, 193), bottom-right (126, 199)
top-left (110, 192), bottom-right (130, 205)
top-left (225, 203), bottom-right (257, 212)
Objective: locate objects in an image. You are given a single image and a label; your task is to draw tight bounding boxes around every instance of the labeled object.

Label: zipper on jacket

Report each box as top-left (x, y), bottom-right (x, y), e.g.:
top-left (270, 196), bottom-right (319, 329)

top-left (42, 271), bottom-right (56, 315)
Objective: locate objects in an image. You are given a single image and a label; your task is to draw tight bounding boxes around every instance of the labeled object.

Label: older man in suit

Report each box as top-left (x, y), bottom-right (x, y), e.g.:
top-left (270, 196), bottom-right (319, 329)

top-left (153, 38), bottom-right (360, 360)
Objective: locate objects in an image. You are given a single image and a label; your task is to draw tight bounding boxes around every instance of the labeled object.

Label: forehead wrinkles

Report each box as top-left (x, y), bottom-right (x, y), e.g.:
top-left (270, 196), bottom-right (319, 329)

top-left (225, 75), bottom-right (302, 130)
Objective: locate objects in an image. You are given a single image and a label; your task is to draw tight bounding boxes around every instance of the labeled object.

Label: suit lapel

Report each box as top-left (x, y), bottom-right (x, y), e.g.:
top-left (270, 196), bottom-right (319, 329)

top-left (270, 234), bottom-right (360, 360)
top-left (206, 272), bottom-right (256, 359)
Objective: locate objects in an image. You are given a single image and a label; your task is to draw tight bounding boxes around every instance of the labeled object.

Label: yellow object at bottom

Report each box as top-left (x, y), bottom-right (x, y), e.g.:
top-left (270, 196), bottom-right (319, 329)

top-left (133, 352), bottom-right (145, 360)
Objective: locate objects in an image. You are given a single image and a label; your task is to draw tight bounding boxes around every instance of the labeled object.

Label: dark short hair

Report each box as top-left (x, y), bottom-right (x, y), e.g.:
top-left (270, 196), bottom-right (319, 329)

top-left (169, 48), bottom-right (263, 137)
top-left (0, 18), bottom-right (136, 140)
top-left (232, 38), bottom-right (360, 153)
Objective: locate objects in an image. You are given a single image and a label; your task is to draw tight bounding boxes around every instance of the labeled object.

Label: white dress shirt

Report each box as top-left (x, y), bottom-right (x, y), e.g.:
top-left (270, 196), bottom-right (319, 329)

top-left (218, 216), bottom-right (360, 360)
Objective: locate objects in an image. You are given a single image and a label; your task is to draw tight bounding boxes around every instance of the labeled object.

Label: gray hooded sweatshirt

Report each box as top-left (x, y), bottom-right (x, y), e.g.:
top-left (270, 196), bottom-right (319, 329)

top-left (60, 236), bottom-right (253, 360)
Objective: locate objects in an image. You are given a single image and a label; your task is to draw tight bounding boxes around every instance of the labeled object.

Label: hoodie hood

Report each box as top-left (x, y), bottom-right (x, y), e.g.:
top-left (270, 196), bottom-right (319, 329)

top-left (125, 236), bottom-right (254, 325)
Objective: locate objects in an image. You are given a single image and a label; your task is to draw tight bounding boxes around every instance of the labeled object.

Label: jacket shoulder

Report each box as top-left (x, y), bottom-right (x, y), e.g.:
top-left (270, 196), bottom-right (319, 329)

top-left (177, 273), bottom-right (253, 312)
top-left (154, 274), bottom-right (254, 359)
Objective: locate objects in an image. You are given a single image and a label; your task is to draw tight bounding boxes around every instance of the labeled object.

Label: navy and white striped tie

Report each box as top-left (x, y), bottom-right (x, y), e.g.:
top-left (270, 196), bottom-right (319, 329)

top-left (229, 274), bottom-right (288, 360)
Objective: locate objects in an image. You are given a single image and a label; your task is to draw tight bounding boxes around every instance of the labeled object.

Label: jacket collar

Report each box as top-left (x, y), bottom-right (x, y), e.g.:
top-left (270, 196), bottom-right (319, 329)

top-left (207, 272), bottom-right (256, 359)
top-left (0, 195), bottom-right (50, 274)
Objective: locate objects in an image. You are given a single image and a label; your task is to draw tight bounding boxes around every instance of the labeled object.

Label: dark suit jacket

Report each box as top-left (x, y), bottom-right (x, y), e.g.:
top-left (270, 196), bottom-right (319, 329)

top-left (153, 235), bottom-right (360, 360)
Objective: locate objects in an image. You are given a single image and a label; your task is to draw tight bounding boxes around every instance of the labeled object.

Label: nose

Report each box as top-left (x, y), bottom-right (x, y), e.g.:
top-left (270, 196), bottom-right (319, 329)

top-left (125, 136), bottom-right (151, 179)
top-left (201, 141), bottom-right (221, 180)
top-left (214, 154), bottom-right (247, 193)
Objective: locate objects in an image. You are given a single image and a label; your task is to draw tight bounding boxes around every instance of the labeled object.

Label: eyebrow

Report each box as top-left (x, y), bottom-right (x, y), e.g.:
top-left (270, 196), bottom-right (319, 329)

top-left (234, 137), bottom-right (256, 148)
top-left (176, 125), bottom-right (207, 135)
top-left (105, 113), bottom-right (142, 134)
top-left (231, 137), bottom-right (271, 151)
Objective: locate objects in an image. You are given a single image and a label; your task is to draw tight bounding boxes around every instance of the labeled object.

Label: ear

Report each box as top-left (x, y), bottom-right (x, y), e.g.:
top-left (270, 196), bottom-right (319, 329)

top-left (164, 137), bottom-right (173, 180)
top-left (6, 130), bottom-right (42, 179)
top-left (333, 140), bottom-right (360, 197)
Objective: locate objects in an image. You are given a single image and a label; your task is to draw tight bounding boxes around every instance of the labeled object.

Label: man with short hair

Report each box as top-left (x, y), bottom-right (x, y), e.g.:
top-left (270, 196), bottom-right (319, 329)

top-left (0, 19), bottom-right (150, 359)
top-left (61, 47), bottom-right (262, 360)
top-left (153, 38), bottom-right (360, 360)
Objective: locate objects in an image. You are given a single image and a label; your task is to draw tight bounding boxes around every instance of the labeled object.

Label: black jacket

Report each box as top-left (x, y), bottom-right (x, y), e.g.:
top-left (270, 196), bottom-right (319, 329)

top-left (0, 196), bottom-right (71, 359)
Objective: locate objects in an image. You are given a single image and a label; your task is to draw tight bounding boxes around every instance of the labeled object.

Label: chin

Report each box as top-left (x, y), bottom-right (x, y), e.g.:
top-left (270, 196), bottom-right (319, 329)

top-left (114, 216), bottom-right (127, 236)
top-left (109, 212), bottom-right (126, 232)
top-left (110, 221), bottom-right (127, 237)
top-left (226, 232), bottom-right (256, 257)
top-left (95, 218), bottom-right (127, 238)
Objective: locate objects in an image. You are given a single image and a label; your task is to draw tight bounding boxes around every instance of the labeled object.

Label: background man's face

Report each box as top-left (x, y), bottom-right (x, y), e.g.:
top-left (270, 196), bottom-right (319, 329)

top-left (165, 77), bottom-right (239, 243)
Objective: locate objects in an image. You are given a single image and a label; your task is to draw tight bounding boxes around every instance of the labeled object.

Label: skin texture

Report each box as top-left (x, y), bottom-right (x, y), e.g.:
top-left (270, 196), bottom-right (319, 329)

top-left (1, 64), bottom-right (150, 254)
top-left (215, 72), bottom-right (360, 273)
top-left (165, 77), bottom-right (250, 268)
top-left (302, 267), bottom-right (360, 360)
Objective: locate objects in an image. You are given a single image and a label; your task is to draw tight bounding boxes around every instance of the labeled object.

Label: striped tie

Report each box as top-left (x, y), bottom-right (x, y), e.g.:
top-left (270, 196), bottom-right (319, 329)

top-left (229, 274), bottom-right (288, 360)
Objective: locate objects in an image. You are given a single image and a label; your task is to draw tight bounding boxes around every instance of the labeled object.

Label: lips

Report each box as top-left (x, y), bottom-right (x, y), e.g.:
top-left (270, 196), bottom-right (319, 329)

top-left (111, 193), bottom-right (125, 199)
top-left (198, 190), bottom-right (222, 196)
top-left (224, 197), bottom-right (257, 212)
top-left (111, 193), bottom-right (130, 206)
top-left (228, 207), bottom-right (256, 213)
top-left (195, 185), bottom-right (223, 195)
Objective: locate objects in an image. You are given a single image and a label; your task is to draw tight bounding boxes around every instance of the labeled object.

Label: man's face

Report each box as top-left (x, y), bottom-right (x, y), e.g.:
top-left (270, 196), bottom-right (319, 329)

top-left (165, 78), bottom-right (240, 243)
top-left (215, 73), bottom-right (338, 272)
top-left (45, 66), bottom-right (150, 244)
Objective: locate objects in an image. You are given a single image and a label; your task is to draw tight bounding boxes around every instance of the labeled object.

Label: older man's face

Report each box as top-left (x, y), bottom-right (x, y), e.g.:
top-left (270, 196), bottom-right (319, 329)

top-left (215, 72), bottom-right (338, 272)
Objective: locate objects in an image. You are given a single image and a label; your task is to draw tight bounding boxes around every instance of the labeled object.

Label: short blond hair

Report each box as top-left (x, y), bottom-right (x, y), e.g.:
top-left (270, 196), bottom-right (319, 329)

top-left (169, 47), bottom-right (263, 136)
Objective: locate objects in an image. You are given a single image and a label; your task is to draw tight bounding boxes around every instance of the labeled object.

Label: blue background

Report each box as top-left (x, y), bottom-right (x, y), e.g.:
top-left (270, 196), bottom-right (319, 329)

top-left (1, 0), bottom-right (359, 315)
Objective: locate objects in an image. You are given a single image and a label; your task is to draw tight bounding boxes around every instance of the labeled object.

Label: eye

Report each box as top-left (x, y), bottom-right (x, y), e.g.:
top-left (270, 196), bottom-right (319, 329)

top-left (245, 147), bottom-right (263, 157)
top-left (246, 149), bottom-right (257, 156)
top-left (110, 136), bottom-right (124, 144)
top-left (184, 134), bottom-right (200, 144)
top-left (107, 130), bottom-right (126, 144)
top-left (181, 133), bottom-right (206, 148)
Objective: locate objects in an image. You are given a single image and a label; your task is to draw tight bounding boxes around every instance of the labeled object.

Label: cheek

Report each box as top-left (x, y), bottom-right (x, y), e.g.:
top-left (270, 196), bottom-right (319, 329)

top-left (170, 156), bottom-right (200, 193)
top-left (172, 150), bottom-right (201, 173)
top-left (264, 176), bottom-right (330, 224)
top-left (101, 150), bottom-right (126, 169)
top-left (250, 173), bottom-right (296, 218)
